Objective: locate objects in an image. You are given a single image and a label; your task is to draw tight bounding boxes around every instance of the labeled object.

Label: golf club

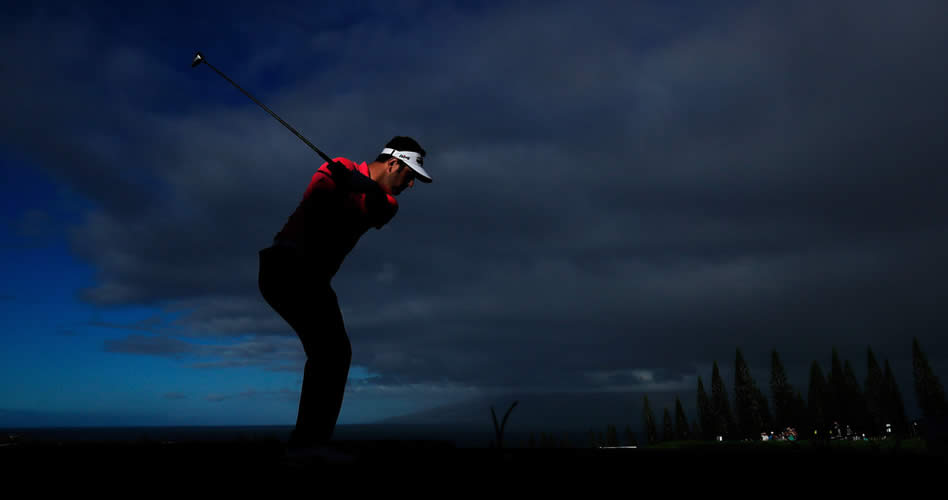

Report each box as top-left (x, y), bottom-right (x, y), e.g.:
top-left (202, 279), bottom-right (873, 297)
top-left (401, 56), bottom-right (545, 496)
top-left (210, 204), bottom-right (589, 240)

top-left (191, 51), bottom-right (333, 166)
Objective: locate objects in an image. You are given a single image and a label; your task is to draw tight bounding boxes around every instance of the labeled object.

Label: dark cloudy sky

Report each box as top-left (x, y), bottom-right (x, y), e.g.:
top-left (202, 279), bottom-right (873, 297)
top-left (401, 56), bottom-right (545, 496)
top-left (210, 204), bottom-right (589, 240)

top-left (2, 0), bottom-right (947, 430)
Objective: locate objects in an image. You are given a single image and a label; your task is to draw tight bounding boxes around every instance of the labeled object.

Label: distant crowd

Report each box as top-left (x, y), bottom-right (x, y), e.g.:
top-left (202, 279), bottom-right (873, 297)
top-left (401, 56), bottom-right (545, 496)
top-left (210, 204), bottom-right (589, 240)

top-left (752, 420), bottom-right (917, 442)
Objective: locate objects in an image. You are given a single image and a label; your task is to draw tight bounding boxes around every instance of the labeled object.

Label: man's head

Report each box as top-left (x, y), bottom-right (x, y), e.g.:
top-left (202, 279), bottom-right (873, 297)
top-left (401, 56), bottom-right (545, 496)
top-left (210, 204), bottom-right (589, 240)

top-left (368, 136), bottom-right (431, 196)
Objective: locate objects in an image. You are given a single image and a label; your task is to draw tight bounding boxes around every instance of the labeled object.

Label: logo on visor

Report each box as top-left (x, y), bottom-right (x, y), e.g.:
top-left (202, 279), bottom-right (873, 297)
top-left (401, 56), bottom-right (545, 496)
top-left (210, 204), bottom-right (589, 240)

top-left (396, 152), bottom-right (423, 167)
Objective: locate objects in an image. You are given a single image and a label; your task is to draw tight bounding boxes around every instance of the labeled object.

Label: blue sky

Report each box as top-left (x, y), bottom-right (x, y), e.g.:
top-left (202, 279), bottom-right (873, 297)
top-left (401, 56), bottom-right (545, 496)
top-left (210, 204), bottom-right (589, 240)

top-left (2, 0), bottom-right (948, 432)
top-left (0, 1), bottom-right (480, 427)
top-left (1, 144), bottom-right (306, 425)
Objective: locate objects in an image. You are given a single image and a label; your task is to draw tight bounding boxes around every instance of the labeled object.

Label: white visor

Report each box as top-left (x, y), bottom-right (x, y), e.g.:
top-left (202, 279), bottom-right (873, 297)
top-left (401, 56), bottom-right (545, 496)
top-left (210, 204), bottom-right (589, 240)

top-left (381, 148), bottom-right (432, 183)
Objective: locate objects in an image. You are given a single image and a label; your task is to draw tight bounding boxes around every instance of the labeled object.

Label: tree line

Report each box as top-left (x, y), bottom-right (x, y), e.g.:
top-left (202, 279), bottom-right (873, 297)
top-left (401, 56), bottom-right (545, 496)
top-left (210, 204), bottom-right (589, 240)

top-left (526, 336), bottom-right (947, 448)
top-left (633, 336), bottom-right (948, 445)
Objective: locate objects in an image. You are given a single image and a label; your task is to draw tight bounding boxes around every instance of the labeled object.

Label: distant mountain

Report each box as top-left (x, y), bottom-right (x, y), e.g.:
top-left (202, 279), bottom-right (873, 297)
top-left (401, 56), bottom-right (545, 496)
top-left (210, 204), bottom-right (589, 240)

top-left (0, 408), bottom-right (173, 428)
top-left (378, 390), bottom-right (691, 435)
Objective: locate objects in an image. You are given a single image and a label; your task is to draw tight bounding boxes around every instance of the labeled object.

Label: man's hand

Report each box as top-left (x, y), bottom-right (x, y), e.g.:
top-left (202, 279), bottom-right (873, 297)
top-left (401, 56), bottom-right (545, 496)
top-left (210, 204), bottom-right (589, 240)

top-left (326, 161), bottom-right (352, 190)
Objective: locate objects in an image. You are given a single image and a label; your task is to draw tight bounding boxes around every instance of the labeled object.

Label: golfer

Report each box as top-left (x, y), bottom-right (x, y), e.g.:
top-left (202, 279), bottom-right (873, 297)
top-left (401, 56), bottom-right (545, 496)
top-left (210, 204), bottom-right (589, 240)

top-left (258, 136), bottom-right (431, 455)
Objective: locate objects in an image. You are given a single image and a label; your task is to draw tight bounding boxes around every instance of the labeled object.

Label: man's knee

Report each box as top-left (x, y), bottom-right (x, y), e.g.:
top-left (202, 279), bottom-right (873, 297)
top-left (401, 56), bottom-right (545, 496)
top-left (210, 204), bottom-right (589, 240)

top-left (333, 336), bottom-right (352, 363)
top-left (299, 332), bottom-right (351, 362)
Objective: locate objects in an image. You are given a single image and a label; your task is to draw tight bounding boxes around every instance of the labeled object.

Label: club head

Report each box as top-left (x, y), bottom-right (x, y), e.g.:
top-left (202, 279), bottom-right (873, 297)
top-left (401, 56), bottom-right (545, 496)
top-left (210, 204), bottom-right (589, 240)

top-left (191, 52), bottom-right (204, 68)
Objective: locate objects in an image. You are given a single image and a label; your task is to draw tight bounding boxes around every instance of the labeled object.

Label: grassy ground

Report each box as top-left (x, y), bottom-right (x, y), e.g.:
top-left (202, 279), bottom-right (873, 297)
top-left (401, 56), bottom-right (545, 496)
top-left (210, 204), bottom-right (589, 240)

top-left (2, 437), bottom-right (943, 476)
top-left (644, 437), bottom-right (930, 454)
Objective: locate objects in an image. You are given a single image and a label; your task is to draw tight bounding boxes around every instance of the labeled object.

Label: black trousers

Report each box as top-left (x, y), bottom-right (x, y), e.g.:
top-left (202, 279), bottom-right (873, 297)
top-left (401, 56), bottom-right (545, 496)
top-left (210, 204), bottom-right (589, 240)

top-left (258, 245), bottom-right (351, 446)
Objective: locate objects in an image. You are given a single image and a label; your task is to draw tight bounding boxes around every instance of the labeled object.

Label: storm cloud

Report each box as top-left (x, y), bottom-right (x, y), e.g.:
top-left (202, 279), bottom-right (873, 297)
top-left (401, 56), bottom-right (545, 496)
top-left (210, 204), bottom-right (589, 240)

top-left (3, 0), bottom-right (947, 420)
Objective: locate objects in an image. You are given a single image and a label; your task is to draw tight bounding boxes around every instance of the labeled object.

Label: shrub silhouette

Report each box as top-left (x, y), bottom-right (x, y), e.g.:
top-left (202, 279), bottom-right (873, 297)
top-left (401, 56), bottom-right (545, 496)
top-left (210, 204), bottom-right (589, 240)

top-left (490, 400), bottom-right (518, 449)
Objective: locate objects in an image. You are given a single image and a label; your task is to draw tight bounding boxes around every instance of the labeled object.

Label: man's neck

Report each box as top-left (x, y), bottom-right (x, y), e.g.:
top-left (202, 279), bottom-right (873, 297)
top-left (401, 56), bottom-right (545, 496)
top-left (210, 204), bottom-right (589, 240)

top-left (367, 162), bottom-right (381, 182)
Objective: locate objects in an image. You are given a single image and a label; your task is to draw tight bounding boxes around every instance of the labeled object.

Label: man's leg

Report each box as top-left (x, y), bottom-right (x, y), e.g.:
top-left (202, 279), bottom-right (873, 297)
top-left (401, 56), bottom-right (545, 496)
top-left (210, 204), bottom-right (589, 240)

top-left (259, 247), bottom-right (353, 447)
top-left (295, 304), bottom-right (352, 445)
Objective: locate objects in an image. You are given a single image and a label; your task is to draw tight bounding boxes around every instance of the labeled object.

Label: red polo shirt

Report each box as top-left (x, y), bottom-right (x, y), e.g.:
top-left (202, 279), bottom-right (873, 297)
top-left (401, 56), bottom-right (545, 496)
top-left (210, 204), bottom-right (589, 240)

top-left (272, 157), bottom-right (399, 279)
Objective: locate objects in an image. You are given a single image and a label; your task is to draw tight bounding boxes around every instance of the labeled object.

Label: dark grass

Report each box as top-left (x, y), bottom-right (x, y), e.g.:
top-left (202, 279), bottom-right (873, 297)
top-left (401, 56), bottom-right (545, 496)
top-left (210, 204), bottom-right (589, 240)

top-left (2, 436), bottom-right (944, 476)
top-left (644, 437), bottom-right (931, 454)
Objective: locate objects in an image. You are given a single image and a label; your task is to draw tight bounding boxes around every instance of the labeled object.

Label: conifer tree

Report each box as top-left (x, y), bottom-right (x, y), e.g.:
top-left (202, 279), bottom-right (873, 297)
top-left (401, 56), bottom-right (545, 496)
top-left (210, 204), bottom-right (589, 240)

top-left (913, 337), bottom-right (948, 419)
top-left (808, 361), bottom-right (828, 439)
top-left (710, 361), bottom-right (734, 440)
top-left (624, 424), bottom-right (638, 447)
top-left (643, 395), bottom-right (658, 445)
top-left (606, 424), bottom-right (618, 447)
top-left (843, 359), bottom-right (868, 434)
top-left (663, 408), bottom-right (674, 442)
top-left (865, 347), bottom-right (885, 436)
top-left (675, 396), bottom-right (690, 440)
top-left (528, 432), bottom-right (536, 448)
top-left (793, 390), bottom-right (807, 436)
top-left (691, 418), bottom-right (701, 441)
top-left (697, 376), bottom-right (713, 440)
top-left (755, 385), bottom-right (774, 434)
top-left (770, 349), bottom-right (795, 432)
top-left (828, 348), bottom-right (845, 428)
top-left (735, 348), bottom-right (765, 439)
top-left (883, 359), bottom-right (908, 437)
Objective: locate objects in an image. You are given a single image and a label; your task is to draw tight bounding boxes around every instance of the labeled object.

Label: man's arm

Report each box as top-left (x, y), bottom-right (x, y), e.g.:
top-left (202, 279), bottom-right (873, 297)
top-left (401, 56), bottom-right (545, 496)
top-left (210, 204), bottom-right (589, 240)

top-left (326, 161), bottom-right (383, 194)
top-left (363, 191), bottom-right (398, 229)
top-left (317, 160), bottom-right (398, 228)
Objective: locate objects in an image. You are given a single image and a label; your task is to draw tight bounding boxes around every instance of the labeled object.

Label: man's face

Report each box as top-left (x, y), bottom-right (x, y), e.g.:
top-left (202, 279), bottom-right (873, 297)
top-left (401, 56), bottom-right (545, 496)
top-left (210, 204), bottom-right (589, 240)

top-left (390, 160), bottom-right (416, 195)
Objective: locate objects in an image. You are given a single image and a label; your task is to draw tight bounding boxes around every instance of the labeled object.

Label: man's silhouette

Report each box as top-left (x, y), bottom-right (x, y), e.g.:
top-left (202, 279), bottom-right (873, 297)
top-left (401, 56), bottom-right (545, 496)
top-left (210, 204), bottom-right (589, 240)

top-left (258, 136), bottom-right (431, 454)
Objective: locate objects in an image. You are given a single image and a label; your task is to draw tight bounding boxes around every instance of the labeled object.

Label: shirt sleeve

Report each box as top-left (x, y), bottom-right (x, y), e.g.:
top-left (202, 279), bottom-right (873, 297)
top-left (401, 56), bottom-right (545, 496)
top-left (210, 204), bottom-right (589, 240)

top-left (313, 158), bottom-right (399, 229)
top-left (313, 164), bottom-right (338, 191)
top-left (363, 192), bottom-right (398, 229)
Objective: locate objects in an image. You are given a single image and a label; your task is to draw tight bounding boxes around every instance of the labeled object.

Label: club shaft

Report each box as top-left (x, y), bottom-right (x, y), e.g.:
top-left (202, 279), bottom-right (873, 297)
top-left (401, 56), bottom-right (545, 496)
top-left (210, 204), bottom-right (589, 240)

top-left (201, 59), bottom-right (333, 165)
